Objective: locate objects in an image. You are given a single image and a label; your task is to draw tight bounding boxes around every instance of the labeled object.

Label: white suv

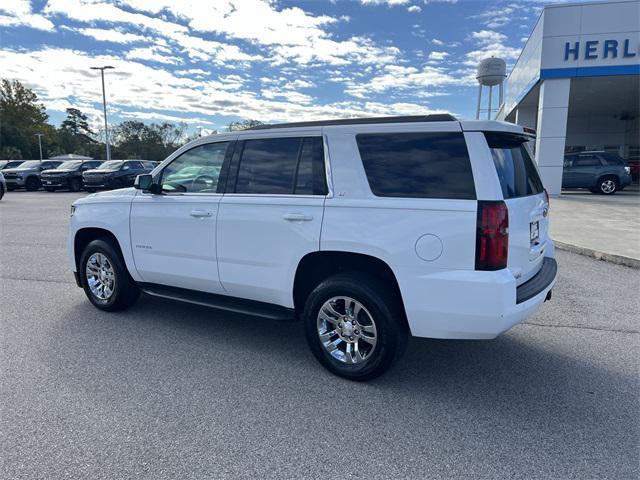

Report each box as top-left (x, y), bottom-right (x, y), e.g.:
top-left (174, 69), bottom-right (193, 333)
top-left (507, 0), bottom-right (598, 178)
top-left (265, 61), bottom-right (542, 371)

top-left (68, 115), bottom-right (557, 380)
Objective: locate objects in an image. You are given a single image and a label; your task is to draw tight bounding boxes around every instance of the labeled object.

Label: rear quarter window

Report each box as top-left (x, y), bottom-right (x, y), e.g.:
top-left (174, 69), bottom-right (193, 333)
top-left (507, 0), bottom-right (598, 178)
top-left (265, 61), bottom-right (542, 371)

top-left (355, 132), bottom-right (476, 199)
top-left (485, 132), bottom-right (544, 199)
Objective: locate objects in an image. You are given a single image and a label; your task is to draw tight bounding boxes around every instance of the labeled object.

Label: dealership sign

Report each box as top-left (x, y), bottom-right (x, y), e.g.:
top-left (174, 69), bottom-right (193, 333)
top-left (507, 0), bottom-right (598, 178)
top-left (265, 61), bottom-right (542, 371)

top-left (564, 39), bottom-right (638, 61)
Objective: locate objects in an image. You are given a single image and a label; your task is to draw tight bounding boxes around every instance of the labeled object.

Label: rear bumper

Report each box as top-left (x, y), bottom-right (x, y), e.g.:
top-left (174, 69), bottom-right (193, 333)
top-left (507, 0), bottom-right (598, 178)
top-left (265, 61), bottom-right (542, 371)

top-left (398, 252), bottom-right (557, 340)
top-left (621, 174), bottom-right (632, 188)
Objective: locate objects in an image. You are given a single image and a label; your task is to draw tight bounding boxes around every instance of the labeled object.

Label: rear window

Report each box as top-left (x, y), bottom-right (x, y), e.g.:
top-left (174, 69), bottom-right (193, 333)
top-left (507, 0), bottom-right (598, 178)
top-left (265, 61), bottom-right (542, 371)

top-left (485, 133), bottom-right (544, 199)
top-left (355, 132), bottom-right (476, 199)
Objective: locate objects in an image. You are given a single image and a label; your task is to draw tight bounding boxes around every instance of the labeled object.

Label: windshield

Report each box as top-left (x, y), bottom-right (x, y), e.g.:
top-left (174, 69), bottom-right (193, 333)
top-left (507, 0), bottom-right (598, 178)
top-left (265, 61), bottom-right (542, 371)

top-left (16, 161), bottom-right (41, 169)
top-left (99, 160), bottom-right (123, 170)
top-left (57, 161), bottom-right (82, 170)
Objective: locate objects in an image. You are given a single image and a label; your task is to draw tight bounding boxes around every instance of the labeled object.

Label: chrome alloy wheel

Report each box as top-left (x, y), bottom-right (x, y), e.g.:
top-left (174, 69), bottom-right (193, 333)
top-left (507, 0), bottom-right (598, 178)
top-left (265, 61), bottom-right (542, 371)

top-left (600, 179), bottom-right (616, 194)
top-left (85, 252), bottom-right (116, 302)
top-left (317, 296), bottom-right (377, 364)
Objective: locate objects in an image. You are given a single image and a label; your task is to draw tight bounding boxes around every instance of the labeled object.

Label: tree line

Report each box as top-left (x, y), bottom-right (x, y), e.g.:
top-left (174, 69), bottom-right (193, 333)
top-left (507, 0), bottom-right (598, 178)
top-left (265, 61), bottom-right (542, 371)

top-left (0, 79), bottom-right (263, 161)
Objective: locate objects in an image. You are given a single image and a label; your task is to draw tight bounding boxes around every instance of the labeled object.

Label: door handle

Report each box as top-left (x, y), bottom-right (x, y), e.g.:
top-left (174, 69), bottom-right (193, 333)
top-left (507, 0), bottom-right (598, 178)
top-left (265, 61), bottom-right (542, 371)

top-left (283, 213), bottom-right (313, 222)
top-left (190, 210), bottom-right (213, 218)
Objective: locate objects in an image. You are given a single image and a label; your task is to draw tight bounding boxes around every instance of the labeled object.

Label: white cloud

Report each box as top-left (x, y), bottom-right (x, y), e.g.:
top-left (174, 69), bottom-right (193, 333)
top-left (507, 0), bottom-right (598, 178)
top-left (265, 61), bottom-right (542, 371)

top-left (0, 47), bottom-right (451, 127)
top-left (42, 0), bottom-right (398, 68)
top-left (76, 27), bottom-right (149, 44)
top-left (428, 51), bottom-right (449, 61)
top-left (126, 46), bottom-right (181, 64)
top-left (471, 30), bottom-right (507, 45)
top-left (360, 0), bottom-right (410, 5)
top-left (407, 5), bottom-right (422, 13)
top-left (464, 30), bottom-right (520, 67)
top-left (0, 0), bottom-right (54, 31)
top-left (345, 64), bottom-right (460, 98)
top-left (431, 38), bottom-right (444, 46)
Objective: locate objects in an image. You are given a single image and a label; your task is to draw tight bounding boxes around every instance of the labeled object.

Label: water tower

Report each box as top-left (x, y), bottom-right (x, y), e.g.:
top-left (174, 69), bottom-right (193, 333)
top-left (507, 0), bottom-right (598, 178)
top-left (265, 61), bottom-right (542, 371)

top-left (476, 57), bottom-right (506, 119)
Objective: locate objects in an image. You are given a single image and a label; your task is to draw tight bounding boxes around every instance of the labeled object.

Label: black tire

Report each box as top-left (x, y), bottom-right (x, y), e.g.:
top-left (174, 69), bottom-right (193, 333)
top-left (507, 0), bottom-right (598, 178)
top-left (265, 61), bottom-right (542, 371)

top-left (597, 176), bottom-right (618, 195)
top-left (44, 187), bottom-right (57, 192)
top-left (85, 187), bottom-right (97, 193)
top-left (0, 184), bottom-right (4, 200)
top-left (6, 186), bottom-right (15, 191)
top-left (69, 178), bottom-right (82, 192)
top-left (303, 272), bottom-right (408, 381)
top-left (79, 238), bottom-right (140, 312)
top-left (25, 176), bottom-right (40, 191)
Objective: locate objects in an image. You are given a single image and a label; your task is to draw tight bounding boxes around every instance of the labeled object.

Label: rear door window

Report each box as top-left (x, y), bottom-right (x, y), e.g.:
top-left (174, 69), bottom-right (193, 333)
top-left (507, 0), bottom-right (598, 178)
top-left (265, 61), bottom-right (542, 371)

top-left (355, 132), bottom-right (476, 199)
top-left (599, 153), bottom-right (625, 166)
top-left (485, 132), bottom-right (544, 199)
top-left (232, 137), bottom-right (326, 195)
top-left (573, 155), bottom-right (601, 167)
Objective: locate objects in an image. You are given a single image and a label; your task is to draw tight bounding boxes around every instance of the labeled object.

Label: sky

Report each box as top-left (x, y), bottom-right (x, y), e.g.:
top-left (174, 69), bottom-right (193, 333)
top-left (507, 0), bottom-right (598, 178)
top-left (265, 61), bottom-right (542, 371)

top-left (0, 0), bottom-right (562, 134)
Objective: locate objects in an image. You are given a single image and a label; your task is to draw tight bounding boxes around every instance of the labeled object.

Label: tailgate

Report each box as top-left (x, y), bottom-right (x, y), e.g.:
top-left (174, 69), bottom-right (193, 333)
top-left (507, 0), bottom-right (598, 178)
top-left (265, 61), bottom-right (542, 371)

top-left (505, 193), bottom-right (549, 284)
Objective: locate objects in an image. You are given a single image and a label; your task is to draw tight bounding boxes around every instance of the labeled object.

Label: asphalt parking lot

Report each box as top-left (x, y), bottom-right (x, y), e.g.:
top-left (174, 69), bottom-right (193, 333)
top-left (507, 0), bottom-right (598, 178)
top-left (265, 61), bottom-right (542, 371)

top-left (1, 191), bottom-right (639, 479)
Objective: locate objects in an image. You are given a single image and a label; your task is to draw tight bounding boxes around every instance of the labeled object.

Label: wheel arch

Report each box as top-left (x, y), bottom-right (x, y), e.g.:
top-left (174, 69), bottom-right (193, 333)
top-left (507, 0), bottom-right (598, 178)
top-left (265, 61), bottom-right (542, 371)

top-left (74, 227), bottom-right (126, 274)
top-left (293, 250), bottom-right (408, 323)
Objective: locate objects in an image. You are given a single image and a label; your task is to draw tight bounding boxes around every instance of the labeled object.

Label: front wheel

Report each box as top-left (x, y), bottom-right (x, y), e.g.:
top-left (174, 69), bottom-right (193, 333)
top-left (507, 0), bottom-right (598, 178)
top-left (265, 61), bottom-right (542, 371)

top-left (304, 272), bottom-right (408, 381)
top-left (597, 176), bottom-right (618, 195)
top-left (25, 177), bottom-right (40, 191)
top-left (0, 184), bottom-right (4, 200)
top-left (79, 239), bottom-right (140, 311)
top-left (69, 178), bottom-right (82, 192)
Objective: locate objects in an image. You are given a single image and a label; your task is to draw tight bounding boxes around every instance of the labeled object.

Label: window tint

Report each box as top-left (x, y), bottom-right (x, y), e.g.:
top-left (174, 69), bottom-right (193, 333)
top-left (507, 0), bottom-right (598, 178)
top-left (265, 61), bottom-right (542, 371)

top-left (356, 132), bottom-right (476, 199)
top-left (234, 137), bottom-right (327, 195)
top-left (573, 155), bottom-right (601, 167)
top-left (295, 137), bottom-right (327, 195)
top-left (161, 142), bottom-right (229, 193)
top-left (485, 133), bottom-right (544, 199)
top-left (600, 153), bottom-right (625, 166)
top-left (125, 161), bottom-right (143, 170)
top-left (142, 161), bottom-right (156, 169)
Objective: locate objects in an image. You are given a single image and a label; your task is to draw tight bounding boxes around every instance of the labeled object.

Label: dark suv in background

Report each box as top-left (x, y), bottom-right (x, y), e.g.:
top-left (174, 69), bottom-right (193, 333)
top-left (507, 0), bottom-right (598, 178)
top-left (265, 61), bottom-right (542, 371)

top-left (0, 160), bottom-right (25, 171)
top-left (41, 160), bottom-right (104, 192)
top-left (82, 160), bottom-right (155, 192)
top-left (562, 151), bottom-right (632, 195)
top-left (2, 160), bottom-right (63, 191)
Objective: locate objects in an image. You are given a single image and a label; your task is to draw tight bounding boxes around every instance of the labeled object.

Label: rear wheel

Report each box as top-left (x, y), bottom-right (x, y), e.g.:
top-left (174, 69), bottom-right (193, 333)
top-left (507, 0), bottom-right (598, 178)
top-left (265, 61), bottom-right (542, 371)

top-left (69, 178), bottom-right (82, 192)
top-left (303, 272), bottom-right (408, 381)
top-left (25, 176), bottom-right (40, 191)
top-left (79, 239), bottom-right (140, 311)
top-left (597, 176), bottom-right (618, 195)
top-left (0, 184), bottom-right (4, 200)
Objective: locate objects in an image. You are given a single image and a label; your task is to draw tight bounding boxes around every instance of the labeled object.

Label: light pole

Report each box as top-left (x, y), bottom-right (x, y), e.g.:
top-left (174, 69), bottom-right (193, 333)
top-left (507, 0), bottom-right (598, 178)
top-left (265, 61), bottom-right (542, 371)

top-left (90, 65), bottom-right (114, 161)
top-left (34, 133), bottom-right (44, 162)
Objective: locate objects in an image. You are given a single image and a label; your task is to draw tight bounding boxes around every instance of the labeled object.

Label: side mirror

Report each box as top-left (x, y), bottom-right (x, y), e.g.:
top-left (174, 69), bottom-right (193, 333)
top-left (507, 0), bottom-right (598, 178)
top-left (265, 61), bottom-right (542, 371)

top-left (134, 174), bottom-right (160, 193)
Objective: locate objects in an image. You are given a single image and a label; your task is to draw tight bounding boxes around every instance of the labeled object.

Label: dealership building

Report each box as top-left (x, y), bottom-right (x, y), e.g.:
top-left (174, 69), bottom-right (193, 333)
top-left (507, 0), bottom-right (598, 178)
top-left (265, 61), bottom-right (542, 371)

top-left (497, 0), bottom-right (639, 195)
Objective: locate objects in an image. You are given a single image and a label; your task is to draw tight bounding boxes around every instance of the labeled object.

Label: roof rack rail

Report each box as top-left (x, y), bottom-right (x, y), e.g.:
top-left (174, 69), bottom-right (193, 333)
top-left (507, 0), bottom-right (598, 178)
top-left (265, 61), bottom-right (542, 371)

top-left (248, 114), bottom-right (457, 130)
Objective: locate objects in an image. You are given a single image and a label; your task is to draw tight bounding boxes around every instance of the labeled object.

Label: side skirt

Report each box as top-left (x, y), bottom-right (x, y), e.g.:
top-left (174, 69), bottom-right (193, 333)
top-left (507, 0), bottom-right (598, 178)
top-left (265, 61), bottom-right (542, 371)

top-left (138, 282), bottom-right (297, 321)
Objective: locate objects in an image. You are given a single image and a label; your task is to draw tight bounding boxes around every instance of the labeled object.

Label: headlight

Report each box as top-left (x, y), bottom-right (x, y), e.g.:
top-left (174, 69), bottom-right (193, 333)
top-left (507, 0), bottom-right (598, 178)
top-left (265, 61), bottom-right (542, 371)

top-left (70, 205), bottom-right (76, 217)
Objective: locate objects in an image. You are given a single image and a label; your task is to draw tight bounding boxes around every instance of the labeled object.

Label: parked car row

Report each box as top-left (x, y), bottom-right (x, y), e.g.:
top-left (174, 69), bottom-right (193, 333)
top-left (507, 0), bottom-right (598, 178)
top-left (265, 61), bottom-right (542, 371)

top-left (0, 159), bottom-right (156, 192)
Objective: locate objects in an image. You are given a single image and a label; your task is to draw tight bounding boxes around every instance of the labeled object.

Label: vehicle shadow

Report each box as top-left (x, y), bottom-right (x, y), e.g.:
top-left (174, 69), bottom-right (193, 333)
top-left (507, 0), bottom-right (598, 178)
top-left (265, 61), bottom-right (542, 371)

top-left (41, 294), bottom-right (638, 477)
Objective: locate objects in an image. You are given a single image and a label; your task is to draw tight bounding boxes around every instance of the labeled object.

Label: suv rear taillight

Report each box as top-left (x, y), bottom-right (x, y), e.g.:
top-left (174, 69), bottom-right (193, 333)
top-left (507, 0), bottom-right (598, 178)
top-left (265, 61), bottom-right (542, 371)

top-left (476, 201), bottom-right (509, 271)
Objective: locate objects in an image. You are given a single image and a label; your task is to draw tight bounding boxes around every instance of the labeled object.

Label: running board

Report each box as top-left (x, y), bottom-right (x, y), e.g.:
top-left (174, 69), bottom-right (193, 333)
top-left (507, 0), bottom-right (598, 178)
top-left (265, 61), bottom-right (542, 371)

top-left (139, 283), bottom-right (296, 321)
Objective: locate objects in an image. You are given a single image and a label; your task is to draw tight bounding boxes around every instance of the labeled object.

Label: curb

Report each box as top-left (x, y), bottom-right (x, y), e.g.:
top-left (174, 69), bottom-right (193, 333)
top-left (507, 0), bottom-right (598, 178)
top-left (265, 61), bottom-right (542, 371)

top-left (554, 241), bottom-right (640, 269)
